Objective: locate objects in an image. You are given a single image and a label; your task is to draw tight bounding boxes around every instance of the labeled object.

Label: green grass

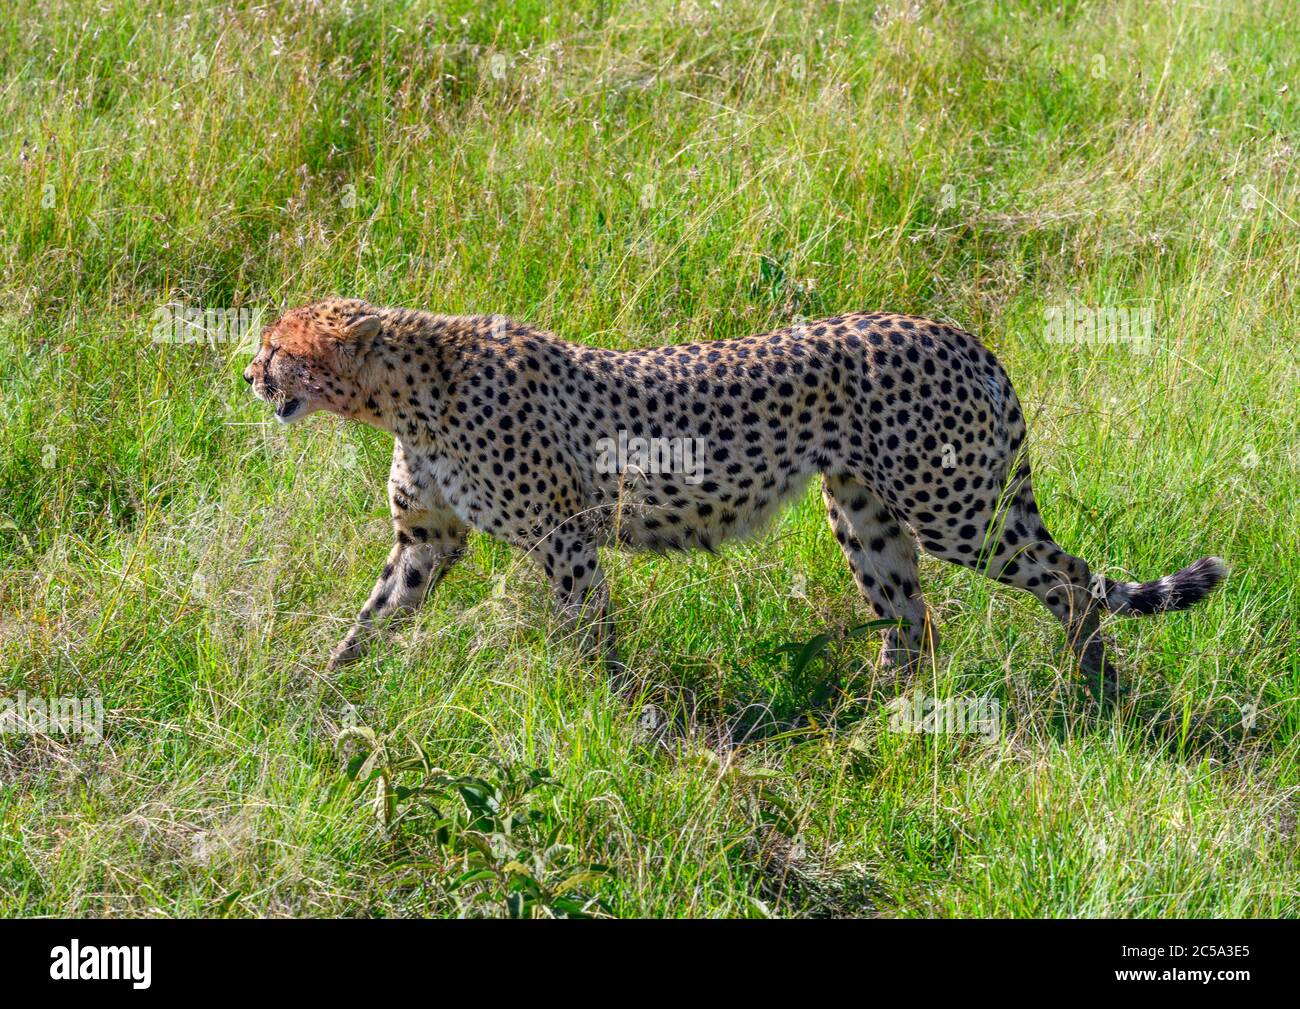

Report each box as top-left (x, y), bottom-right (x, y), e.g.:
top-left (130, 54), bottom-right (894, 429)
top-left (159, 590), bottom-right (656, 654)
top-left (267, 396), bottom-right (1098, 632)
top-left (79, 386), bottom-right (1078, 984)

top-left (1, 0), bottom-right (1297, 917)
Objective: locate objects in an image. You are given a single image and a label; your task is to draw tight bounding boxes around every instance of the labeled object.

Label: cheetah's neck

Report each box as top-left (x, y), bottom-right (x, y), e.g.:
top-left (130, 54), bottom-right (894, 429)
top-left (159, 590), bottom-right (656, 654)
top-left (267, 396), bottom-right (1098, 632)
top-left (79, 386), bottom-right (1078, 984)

top-left (346, 309), bottom-right (485, 441)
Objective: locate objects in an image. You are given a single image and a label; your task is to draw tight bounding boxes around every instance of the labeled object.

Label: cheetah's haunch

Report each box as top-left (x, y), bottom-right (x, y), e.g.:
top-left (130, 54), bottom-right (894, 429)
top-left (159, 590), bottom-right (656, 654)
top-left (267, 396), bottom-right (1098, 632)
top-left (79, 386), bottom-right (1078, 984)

top-left (244, 299), bottom-right (1225, 699)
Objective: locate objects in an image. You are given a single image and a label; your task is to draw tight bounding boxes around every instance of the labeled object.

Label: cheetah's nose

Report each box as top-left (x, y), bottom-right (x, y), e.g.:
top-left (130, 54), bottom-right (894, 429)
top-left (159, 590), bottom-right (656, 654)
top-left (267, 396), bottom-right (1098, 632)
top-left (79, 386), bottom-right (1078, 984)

top-left (242, 367), bottom-right (254, 384)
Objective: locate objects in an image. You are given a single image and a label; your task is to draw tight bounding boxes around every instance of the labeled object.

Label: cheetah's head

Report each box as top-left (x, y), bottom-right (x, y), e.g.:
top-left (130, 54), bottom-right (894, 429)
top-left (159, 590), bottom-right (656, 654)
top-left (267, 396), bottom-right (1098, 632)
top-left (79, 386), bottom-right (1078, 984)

top-left (244, 300), bottom-right (380, 423)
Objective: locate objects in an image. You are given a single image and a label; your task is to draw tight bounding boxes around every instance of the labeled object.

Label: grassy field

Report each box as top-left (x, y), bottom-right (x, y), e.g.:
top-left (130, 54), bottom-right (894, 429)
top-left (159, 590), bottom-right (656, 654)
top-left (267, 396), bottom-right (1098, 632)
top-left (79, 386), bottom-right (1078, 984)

top-left (1, 0), bottom-right (1297, 917)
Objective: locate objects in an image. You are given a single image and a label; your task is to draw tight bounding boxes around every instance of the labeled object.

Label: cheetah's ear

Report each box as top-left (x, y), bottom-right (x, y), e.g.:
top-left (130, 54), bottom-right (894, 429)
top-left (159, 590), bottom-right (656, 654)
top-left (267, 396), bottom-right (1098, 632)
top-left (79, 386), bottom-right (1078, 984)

top-left (339, 314), bottom-right (381, 351)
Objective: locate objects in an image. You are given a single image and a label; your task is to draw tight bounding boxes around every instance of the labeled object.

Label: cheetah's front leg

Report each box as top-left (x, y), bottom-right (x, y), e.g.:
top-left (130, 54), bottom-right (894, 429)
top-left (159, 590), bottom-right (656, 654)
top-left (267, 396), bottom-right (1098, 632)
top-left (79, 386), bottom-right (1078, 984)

top-left (534, 529), bottom-right (627, 691)
top-left (326, 521), bottom-right (467, 671)
top-left (327, 444), bottom-right (469, 671)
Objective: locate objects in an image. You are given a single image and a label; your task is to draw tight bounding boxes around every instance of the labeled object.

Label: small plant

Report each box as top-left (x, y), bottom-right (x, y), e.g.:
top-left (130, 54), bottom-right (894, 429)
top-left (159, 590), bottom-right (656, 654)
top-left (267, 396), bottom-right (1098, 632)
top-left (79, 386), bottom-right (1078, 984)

top-left (761, 619), bottom-right (906, 714)
top-left (724, 619), bottom-right (908, 742)
top-left (344, 732), bottom-right (610, 918)
top-left (766, 619), bottom-right (906, 693)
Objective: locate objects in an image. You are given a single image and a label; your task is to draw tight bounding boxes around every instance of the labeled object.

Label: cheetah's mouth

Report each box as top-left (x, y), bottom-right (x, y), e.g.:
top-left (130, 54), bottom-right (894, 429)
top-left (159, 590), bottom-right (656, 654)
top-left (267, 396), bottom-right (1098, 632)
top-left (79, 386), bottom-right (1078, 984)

top-left (275, 398), bottom-right (304, 422)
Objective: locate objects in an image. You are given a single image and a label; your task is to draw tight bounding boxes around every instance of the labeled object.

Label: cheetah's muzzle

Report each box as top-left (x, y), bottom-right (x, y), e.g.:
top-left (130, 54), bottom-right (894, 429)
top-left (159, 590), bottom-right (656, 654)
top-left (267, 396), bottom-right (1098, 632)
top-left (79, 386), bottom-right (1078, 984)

top-left (248, 298), bottom-right (1226, 702)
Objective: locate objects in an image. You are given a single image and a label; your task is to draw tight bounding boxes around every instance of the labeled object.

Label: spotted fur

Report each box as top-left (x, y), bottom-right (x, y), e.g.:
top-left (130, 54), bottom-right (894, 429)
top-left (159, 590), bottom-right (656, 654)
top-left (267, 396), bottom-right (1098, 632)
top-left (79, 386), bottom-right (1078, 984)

top-left (244, 298), bottom-right (1225, 696)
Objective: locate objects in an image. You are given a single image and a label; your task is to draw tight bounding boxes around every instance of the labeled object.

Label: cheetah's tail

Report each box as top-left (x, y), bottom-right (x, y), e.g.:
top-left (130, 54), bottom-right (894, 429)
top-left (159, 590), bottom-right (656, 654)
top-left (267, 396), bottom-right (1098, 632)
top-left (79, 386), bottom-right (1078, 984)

top-left (1100, 556), bottom-right (1227, 616)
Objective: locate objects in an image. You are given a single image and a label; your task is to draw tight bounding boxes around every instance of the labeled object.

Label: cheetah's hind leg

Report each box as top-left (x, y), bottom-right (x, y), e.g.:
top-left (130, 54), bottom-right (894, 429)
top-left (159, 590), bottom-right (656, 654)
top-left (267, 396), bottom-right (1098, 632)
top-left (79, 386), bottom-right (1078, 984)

top-left (919, 467), bottom-right (1118, 700)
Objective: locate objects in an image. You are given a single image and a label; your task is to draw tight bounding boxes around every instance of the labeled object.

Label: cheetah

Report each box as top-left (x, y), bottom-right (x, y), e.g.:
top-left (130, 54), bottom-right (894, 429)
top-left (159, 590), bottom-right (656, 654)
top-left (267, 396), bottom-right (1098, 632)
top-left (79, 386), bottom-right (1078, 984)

top-left (244, 298), bottom-right (1225, 698)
